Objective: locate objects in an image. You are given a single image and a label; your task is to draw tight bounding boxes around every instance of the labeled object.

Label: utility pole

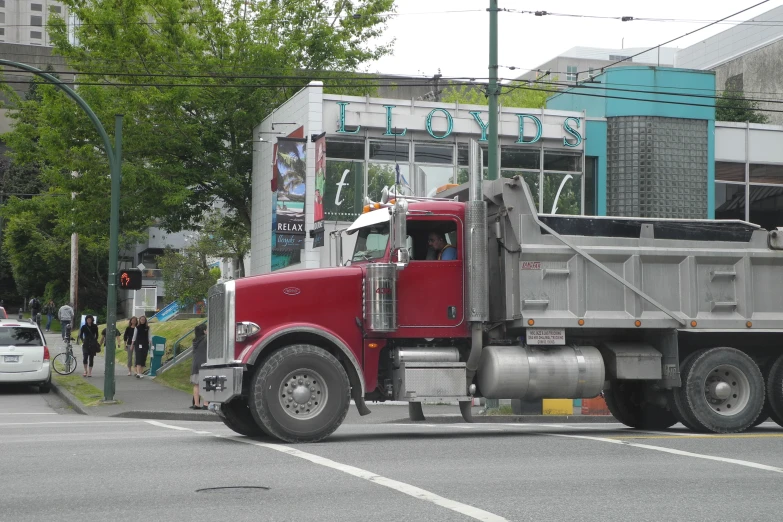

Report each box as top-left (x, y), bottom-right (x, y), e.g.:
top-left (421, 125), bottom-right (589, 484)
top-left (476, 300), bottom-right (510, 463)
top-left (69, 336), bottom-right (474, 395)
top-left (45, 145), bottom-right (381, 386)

top-left (70, 232), bottom-right (78, 317)
top-left (433, 69), bottom-right (442, 102)
top-left (487, 0), bottom-right (499, 181)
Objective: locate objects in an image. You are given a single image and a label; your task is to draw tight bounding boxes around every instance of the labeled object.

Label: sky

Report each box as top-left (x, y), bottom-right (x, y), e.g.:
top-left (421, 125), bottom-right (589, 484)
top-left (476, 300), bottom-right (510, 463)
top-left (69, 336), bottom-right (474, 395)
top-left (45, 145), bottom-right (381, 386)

top-left (369, 0), bottom-right (783, 80)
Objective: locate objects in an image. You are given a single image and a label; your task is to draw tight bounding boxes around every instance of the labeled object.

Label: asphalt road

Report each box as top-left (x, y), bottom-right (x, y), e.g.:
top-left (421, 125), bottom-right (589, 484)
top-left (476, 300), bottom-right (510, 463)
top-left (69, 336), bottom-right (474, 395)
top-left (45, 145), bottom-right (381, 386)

top-left (1, 387), bottom-right (782, 522)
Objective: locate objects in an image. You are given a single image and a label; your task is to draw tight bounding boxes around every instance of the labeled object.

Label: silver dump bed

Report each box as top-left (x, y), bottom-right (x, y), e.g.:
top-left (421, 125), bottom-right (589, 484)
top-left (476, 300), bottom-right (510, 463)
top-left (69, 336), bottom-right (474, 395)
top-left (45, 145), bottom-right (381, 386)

top-left (453, 177), bottom-right (783, 331)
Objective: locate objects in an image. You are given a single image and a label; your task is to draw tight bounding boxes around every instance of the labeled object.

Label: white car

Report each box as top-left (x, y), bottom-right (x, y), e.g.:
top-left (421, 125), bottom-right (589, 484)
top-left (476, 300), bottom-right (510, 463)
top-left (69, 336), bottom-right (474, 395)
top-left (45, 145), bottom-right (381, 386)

top-left (0, 319), bottom-right (51, 393)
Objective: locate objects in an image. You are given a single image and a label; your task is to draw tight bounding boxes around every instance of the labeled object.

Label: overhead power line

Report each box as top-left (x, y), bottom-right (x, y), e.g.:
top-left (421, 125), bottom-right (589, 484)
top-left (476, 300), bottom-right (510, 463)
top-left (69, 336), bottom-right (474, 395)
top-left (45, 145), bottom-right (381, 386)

top-left (577, 0), bottom-right (772, 75)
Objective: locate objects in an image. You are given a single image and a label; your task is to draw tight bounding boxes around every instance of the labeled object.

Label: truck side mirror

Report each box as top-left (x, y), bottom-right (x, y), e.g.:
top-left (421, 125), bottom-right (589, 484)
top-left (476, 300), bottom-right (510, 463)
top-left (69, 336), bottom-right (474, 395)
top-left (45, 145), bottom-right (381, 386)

top-left (390, 199), bottom-right (409, 269)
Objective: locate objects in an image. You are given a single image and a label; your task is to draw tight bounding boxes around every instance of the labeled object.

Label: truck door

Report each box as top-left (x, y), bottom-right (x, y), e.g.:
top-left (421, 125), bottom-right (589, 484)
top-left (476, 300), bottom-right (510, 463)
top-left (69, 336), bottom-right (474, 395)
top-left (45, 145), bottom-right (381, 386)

top-left (395, 217), bottom-right (465, 335)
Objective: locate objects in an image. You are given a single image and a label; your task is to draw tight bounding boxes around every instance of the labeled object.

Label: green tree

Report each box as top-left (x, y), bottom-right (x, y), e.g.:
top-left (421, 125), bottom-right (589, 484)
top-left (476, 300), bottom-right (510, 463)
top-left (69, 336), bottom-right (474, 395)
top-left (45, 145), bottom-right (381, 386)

top-left (158, 246), bottom-right (220, 309)
top-left (2, 0), bottom-right (395, 241)
top-left (197, 212), bottom-right (251, 277)
top-left (441, 81), bottom-right (552, 109)
top-left (716, 89), bottom-right (769, 123)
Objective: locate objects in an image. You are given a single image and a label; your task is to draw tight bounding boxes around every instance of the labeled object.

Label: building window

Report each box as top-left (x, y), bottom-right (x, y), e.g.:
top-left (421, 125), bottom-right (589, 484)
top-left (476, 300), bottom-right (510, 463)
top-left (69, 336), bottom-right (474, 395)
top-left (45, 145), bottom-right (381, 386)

top-left (0, 0), bottom-right (5, 8)
top-left (325, 138), bottom-right (363, 160)
top-left (31, 15), bottom-right (43, 27)
top-left (0, 28), bottom-right (4, 37)
top-left (31, 3), bottom-right (43, 11)
top-left (31, 31), bottom-right (42, 39)
top-left (584, 156), bottom-right (597, 215)
top-left (415, 143), bottom-right (455, 197)
top-left (566, 65), bottom-right (578, 82)
top-left (0, 13), bottom-right (5, 24)
top-left (50, 5), bottom-right (62, 14)
top-left (716, 161), bottom-right (745, 182)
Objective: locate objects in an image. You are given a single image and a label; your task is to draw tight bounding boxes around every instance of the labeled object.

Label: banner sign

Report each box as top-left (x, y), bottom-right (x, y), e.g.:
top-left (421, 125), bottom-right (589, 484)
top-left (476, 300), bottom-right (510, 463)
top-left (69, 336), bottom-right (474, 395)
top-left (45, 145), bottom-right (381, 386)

top-left (323, 159), bottom-right (365, 221)
top-left (313, 134), bottom-right (326, 247)
top-left (272, 136), bottom-right (307, 271)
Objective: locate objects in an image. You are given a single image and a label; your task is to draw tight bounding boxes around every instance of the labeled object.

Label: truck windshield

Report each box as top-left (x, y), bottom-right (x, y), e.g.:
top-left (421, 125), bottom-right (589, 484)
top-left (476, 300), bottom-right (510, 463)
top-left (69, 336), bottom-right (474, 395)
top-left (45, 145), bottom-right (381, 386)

top-left (352, 224), bottom-right (389, 262)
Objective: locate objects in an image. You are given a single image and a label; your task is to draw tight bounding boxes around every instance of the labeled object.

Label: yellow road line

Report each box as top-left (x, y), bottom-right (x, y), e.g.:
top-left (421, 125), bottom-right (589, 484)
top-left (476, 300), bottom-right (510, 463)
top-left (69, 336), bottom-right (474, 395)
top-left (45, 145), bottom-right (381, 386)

top-left (608, 433), bottom-right (783, 440)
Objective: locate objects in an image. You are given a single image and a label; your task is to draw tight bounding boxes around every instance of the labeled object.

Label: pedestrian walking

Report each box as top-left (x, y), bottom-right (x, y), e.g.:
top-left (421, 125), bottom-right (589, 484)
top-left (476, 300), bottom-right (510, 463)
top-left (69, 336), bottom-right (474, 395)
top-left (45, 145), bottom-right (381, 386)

top-left (29, 297), bottom-right (42, 325)
top-left (190, 324), bottom-right (208, 409)
top-left (132, 316), bottom-right (152, 378)
top-left (79, 315), bottom-right (100, 378)
top-left (43, 299), bottom-right (56, 332)
top-left (58, 302), bottom-right (75, 341)
top-left (123, 317), bottom-right (138, 376)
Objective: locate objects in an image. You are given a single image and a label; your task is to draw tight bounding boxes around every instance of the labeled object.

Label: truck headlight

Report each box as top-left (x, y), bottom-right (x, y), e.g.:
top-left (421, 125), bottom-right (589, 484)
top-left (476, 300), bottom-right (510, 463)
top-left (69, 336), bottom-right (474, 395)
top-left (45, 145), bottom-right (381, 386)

top-left (235, 322), bottom-right (260, 342)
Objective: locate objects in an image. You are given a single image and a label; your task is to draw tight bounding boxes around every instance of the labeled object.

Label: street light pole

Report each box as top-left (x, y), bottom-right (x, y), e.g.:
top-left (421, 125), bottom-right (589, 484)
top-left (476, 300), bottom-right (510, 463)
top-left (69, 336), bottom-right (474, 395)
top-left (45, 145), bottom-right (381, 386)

top-left (487, 0), bottom-right (499, 181)
top-left (0, 60), bottom-right (122, 401)
top-left (104, 115), bottom-right (123, 401)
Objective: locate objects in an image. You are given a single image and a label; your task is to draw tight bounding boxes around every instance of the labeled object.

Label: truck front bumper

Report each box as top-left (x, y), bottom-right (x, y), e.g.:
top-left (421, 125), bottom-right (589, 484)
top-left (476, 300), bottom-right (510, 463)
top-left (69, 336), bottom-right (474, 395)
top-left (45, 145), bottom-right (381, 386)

top-left (199, 366), bottom-right (243, 403)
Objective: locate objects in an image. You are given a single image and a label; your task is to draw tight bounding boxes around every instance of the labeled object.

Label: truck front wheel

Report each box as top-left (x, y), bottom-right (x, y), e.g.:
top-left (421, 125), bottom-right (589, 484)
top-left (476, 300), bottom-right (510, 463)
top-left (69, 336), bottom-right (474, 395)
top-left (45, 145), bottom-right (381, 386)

top-left (218, 398), bottom-right (270, 438)
top-left (250, 345), bottom-right (351, 443)
top-left (604, 380), bottom-right (677, 430)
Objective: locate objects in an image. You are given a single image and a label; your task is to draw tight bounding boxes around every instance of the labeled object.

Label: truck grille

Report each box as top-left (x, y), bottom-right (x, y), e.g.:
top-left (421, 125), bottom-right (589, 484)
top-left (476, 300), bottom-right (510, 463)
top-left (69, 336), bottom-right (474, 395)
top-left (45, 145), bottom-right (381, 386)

top-left (207, 283), bottom-right (227, 361)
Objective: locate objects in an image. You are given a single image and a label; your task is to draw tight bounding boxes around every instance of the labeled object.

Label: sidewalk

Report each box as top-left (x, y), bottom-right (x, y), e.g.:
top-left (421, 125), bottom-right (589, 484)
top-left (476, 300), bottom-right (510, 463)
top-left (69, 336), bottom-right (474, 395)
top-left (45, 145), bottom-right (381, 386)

top-left (50, 338), bottom-right (219, 422)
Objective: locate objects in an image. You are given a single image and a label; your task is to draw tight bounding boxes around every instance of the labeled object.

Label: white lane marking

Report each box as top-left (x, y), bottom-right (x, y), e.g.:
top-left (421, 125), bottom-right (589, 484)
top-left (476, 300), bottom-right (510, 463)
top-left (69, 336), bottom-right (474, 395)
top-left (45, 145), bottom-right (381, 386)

top-left (0, 420), bottom-right (135, 427)
top-left (145, 420), bottom-right (508, 522)
top-left (547, 433), bottom-right (783, 474)
top-left (0, 412), bottom-right (57, 415)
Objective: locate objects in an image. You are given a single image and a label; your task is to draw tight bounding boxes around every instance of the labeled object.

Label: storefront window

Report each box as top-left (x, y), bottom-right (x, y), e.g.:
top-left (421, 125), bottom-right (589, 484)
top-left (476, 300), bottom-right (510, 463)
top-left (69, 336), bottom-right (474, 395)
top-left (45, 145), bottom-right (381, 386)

top-left (368, 163), bottom-right (411, 203)
top-left (544, 150), bottom-right (581, 172)
top-left (542, 173), bottom-right (582, 215)
top-left (370, 141), bottom-right (409, 161)
top-left (500, 171), bottom-right (540, 205)
top-left (501, 148), bottom-right (540, 170)
top-left (584, 156), bottom-right (597, 215)
top-left (715, 183), bottom-right (745, 221)
top-left (716, 161), bottom-right (745, 182)
top-left (750, 164), bottom-right (783, 184)
top-left (749, 185), bottom-right (783, 230)
top-left (415, 144), bottom-right (453, 164)
top-left (326, 138), bottom-right (364, 160)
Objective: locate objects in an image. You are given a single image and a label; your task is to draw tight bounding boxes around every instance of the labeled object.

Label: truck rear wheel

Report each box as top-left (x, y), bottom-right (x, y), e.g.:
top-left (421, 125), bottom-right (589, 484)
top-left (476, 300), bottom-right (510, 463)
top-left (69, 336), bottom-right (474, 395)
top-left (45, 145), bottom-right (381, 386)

top-left (768, 355), bottom-right (783, 428)
top-left (675, 347), bottom-right (765, 433)
top-left (250, 345), bottom-right (350, 443)
top-left (668, 351), bottom-right (704, 431)
top-left (604, 380), bottom-right (677, 430)
top-left (218, 398), bottom-right (270, 437)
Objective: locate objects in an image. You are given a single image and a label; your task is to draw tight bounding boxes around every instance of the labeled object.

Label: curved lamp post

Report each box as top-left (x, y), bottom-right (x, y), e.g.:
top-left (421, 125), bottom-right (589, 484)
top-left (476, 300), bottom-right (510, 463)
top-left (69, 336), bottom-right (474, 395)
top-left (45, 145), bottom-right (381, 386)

top-left (0, 60), bottom-right (122, 401)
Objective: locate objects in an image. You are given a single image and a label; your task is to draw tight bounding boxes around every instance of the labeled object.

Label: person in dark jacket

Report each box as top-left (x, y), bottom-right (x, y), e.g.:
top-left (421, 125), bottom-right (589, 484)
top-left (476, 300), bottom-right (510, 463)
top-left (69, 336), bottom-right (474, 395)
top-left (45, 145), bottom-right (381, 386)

top-left (132, 316), bottom-right (152, 378)
top-left (79, 315), bottom-right (100, 377)
top-left (190, 324), bottom-right (208, 409)
top-left (123, 317), bottom-right (138, 376)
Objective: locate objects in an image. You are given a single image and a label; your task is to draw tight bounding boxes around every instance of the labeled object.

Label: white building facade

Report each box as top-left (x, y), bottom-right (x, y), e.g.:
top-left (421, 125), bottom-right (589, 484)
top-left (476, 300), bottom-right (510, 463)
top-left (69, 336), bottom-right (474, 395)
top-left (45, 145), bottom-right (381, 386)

top-left (251, 82), bottom-right (588, 275)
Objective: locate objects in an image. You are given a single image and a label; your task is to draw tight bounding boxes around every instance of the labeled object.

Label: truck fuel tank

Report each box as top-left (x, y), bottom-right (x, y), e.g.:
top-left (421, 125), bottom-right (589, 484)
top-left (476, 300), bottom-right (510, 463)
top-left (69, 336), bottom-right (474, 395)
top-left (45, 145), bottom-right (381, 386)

top-left (477, 345), bottom-right (605, 400)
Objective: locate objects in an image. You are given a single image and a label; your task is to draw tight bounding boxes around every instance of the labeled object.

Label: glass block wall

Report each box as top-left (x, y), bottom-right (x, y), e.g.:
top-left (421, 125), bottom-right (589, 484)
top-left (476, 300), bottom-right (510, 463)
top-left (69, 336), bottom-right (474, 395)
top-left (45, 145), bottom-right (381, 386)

top-left (606, 116), bottom-right (708, 218)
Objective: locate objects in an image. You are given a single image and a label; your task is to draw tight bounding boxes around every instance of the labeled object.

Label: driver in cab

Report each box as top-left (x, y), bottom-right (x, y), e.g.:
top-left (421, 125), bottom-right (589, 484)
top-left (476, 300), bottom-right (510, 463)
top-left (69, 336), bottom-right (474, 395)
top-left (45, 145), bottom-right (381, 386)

top-left (427, 232), bottom-right (457, 260)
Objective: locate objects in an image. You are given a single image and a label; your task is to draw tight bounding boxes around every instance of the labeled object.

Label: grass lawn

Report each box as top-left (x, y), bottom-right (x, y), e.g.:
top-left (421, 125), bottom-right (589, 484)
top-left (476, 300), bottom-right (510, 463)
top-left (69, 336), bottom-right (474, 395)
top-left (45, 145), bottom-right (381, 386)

top-left (98, 317), bottom-right (206, 366)
top-left (53, 374), bottom-right (118, 407)
top-left (154, 356), bottom-right (194, 394)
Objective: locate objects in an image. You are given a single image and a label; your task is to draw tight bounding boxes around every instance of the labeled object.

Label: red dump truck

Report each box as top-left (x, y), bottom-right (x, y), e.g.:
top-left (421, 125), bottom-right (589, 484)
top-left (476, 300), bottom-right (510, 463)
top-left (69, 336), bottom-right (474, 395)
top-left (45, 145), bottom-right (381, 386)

top-left (200, 144), bottom-right (783, 442)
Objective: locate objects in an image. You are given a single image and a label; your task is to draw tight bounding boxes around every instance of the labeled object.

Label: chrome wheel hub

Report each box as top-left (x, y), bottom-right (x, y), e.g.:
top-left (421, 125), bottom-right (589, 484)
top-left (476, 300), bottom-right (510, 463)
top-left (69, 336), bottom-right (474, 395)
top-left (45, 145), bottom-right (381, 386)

top-left (703, 364), bottom-right (750, 416)
top-left (278, 369), bottom-right (327, 420)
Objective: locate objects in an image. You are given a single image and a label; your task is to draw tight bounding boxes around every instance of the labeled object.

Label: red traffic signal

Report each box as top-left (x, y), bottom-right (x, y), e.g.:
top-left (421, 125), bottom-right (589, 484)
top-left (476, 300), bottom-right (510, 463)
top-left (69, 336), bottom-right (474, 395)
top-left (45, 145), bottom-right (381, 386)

top-left (119, 268), bottom-right (142, 290)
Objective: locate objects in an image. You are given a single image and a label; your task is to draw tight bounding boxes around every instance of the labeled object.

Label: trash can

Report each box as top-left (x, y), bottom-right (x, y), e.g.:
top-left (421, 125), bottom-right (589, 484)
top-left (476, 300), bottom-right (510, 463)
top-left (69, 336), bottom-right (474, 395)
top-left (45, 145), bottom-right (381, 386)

top-left (149, 335), bottom-right (166, 377)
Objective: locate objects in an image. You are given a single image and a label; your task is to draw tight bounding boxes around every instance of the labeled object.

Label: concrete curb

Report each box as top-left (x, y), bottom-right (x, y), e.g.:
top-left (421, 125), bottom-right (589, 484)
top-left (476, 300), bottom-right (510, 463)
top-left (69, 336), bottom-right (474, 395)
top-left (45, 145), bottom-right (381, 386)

top-left (388, 414), bottom-right (618, 424)
top-left (51, 380), bottom-right (90, 416)
top-left (111, 410), bottom-right (222, 422)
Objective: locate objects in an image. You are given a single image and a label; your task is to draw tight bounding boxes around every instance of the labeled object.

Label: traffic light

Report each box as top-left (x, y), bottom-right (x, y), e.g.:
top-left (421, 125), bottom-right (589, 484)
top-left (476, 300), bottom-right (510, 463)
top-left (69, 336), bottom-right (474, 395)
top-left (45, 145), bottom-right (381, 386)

top-left (119, 268), bottom-right (142, 290)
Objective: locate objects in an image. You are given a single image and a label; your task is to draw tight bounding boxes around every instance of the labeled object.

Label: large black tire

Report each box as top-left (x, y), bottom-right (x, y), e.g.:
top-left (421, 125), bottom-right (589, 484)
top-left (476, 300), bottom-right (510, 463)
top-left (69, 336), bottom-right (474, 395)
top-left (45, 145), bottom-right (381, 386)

top-left (668, 351), bottom-right (704, 431)
top-left (768, 355), bottom-right (783, 428)
top-left (677, 347), bottom-right (765, 433)
top-left (604, 380), bottom-right (677, 430)
top-left (38, 380), bottom-right (51, 394)
top-left (218, 398), bottom-right (269, 438)
top-left (749, 361), bottom-right (773, 428)
top-left (250, 345), bottom-right (350, 443)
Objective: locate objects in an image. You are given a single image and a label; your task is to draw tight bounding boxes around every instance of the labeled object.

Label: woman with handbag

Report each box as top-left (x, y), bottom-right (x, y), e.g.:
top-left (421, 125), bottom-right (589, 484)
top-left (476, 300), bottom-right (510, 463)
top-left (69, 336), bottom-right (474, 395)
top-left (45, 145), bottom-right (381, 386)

top-left (132, 315), bottom-right (152, 379)
top-left (123, 317), bottom-right (138, 376)
top-left (79, 315), bottom-right (100, 377)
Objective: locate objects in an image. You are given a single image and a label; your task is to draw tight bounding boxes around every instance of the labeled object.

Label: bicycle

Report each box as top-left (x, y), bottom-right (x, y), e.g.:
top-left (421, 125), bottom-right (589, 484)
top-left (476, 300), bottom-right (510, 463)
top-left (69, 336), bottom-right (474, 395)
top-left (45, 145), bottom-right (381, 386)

top-left (52, 324), bottom-right (78, 375)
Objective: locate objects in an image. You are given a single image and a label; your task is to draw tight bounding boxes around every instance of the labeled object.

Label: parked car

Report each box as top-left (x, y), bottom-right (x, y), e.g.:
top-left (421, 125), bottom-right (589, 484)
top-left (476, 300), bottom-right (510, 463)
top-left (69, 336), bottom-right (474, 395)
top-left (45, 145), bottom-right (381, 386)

top-left (0, 307), bottom-right (7, 319)
top-left (0, 319), bottom-right (51, 393)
